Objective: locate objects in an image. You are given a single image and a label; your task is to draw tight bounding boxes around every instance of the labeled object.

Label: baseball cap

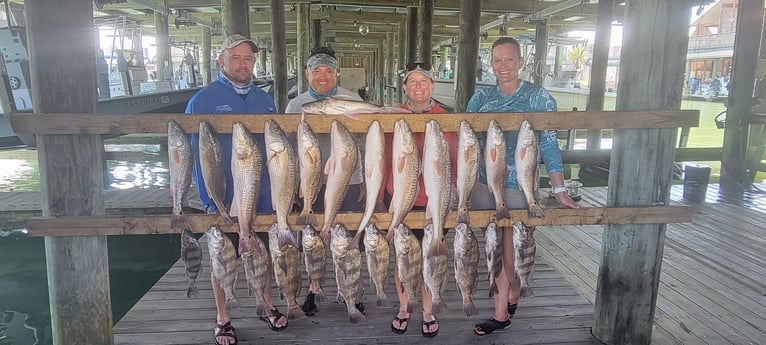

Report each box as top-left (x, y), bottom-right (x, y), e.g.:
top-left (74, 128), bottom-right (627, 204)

top-left (307, 53), bottom-right (338, 72)
top-left (221, 34), bottom-right (259, 53)
top-left (402, 62), bottom-right (434, 82)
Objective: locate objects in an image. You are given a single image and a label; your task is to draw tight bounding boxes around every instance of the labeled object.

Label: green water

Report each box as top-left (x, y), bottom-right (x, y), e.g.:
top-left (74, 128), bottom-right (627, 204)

top-left (0, 144), bottom-right (179, 345)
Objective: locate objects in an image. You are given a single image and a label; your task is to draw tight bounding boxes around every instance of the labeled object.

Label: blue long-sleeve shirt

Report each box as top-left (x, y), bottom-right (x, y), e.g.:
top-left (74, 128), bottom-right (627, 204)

top-left (467, 80), bottom-right (563, 189)
top-left (185, 76), bottom-right (276, 213)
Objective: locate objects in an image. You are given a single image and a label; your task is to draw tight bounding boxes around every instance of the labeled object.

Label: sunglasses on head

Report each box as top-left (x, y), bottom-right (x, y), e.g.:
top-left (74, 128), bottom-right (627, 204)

top-left (406, 62), bottom-right (432, 71)
top-left (310, 46), bottom-right (336, 57)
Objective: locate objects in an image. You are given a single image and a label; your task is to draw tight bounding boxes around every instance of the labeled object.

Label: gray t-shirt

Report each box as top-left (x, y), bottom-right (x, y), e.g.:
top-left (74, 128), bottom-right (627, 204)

top-left (285, 87), bottom-right (365, 185)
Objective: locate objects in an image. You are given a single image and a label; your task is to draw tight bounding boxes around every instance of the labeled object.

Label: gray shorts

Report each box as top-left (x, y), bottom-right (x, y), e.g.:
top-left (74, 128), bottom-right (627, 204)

top-left (468, 183), bottom-right (535, 210)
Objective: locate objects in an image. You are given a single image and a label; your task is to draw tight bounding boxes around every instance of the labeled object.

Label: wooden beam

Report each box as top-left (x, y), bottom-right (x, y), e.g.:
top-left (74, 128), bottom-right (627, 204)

top-left (27, 0), bottom-right (113, 343)
top-left (592, 1), bottom-right (692, 344)
top-left (24, 206), bottom-right (693, 237)
top-left (10, 110), bottom-right (700, 135)
top-left (561, 147), bottom-right (724, 165)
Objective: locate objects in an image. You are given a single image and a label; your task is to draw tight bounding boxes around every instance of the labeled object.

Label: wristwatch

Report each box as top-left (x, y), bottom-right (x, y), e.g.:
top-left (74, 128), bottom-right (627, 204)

top-left (551, 185), bottom-right (567, 194)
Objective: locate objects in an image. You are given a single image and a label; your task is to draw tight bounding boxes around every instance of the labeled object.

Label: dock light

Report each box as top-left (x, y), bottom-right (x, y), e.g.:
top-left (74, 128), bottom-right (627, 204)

top-left (359, 24), bottom-right (370, 35)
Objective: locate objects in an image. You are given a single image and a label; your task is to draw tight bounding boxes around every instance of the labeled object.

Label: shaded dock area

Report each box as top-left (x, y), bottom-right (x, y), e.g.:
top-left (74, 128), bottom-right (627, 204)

top-left (111, 184), bottom-right (766, 344)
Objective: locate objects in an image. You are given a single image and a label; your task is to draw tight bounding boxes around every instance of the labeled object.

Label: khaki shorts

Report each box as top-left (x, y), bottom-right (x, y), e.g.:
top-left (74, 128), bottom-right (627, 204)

top-left (469, 183), bottom-right (536, 210)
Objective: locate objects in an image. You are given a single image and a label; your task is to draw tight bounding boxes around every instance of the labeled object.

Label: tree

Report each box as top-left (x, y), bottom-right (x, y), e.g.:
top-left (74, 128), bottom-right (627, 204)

top-left (567, 46), bottom-right (588, 72)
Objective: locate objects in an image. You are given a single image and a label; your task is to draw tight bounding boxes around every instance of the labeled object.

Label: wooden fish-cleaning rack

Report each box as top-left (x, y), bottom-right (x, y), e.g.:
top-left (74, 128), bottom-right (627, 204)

top-left (10, 110), bottom-right (699, 237)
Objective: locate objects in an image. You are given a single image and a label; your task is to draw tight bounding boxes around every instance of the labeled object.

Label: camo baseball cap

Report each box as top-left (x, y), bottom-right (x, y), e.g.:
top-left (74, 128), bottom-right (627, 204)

top-left (402, 62), bottom-right (434, 83)
top-left (221, 34), bottom-right (259, 53)
top-left (307, 53), bottom-right (338, 72)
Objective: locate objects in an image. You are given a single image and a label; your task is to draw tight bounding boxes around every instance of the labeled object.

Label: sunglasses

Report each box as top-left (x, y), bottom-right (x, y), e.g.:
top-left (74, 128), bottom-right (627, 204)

top-left (406, 62), bottom-right (432, 71)
top-left (310, 46), bottom-right (336, 58)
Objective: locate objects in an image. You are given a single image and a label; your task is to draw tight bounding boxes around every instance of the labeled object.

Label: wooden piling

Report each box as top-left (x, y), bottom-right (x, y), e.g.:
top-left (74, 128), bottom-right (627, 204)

top-left (270, 0), bottom-right (288, 112)
top-left (221, 0), bottom-right (250, 38)
top-left (592, 1), bottom-right (692, 344)
top-left (201, 27), bottom-right (211, 85)
top-left (26, 0), bottom-right (112, 343)
top-left (154, 12), bottom-right (169, 83)
top-left (455, 0), bottom-right (480, 112)
top-left (721, 0), bottom-right (763, 199)
top-left (533, 21), bottom-right (548, 86)
top-left (405, 6), bottom-right (418, 64)
top-left (418, 0), bottom-right (433, 65)
top-left (586, 0), bottom-right (614, 149)
top-left (296, 2), bottom-right (311, 94)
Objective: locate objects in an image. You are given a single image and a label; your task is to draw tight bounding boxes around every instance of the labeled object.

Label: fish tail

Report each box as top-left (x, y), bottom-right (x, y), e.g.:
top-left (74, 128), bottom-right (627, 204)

top-left (455, 208), bottom-right (470, 224)
top-left (528, 203), bottom-right (545, 218)
top-left (489, 281), bottom-right (499, 298)
top-left (297, 210), bottom-right (317, 226)
top-left (520, 284), bottom-right (535, 298)
top-left (348, 309), bottom-right (366, 324)
top-left (186, 280), bottom-right (199, 299)
top-left (171, 213), bottom-right (183, 229)
top-left (287, 305), bottom-right (306, 320)
top-left (224, 297), bottom-right (240, 311)
top-left (278, 229), bottom-right (300, 249)
top-left (463, 299), bottom-right (479, 317)
top-left (314, 289), bottom-right (326, 305)
top-left (431, 298), bottom-right (448, 315)
top-left (255, 302), bottom-right (269, 318)
top-left (406, 300), bottom-right (415, 313)
top-left (377, 293), bottom-right (390, 308)
top-left (496, 204), bottom-right (510, 221)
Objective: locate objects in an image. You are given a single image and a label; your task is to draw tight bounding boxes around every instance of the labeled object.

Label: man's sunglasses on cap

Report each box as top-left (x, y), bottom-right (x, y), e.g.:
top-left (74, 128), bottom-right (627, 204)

top-left (310, 46), bottom-right (336, 57)
top-left (406, 62), bottom-right (432, 71)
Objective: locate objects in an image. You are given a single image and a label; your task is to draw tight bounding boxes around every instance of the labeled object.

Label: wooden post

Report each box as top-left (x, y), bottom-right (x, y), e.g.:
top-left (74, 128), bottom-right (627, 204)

top-left (201, 26), bottom-right (212, 85)
top-left (397, 21), bottom-right (406, 103)
top-left (455, 0), bottom-right (480, 112)
top-left (533, 21), bottom-right (548, 86)
top-left (721, 0), bottom-right (763, 199)
top-left (222, 0), bottom-right (250, 38)
top-left (592, 1), bottom-right (691, 344)
top-left (313, 19), bottom-right (322, 48)
top-left (270, 0), bottom-right (288, 112)
top-left (258, 48), bottom-right (267, 77)
top-left (154, 11), bottom-right (170, 82)
top-left (386, 31), bottom-right (395, 104)
top-left (586, 0), bottom-right (614, 150)
top-left (377, 42), bottom-right (385, 104)
top-left (418, 0), bottom-right (433, 65)
top-left (406, 7), bottom-right (418, 64)
top-left (26, 0), bottom-right (112, 344)
top-left (296, 2), bottom-right (310, 94)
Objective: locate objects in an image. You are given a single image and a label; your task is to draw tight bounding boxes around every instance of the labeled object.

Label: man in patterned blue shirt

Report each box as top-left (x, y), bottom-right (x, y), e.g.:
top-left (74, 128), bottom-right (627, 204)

top-left (469, 37), bottom-right (579, 336)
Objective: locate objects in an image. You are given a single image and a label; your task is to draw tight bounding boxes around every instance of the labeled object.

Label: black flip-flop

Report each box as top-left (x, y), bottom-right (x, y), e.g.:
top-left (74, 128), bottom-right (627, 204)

top-left (214, 321), bottom-right (238, 345)
top-left (390, 314), bottom-right (410, 334)
top-left (261, 308), bottom-right (288, 332)
top-left (422, 318), bottom-right (439, 338)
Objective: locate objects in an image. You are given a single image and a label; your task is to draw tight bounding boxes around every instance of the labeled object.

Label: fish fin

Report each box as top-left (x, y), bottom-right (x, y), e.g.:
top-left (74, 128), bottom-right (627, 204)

top-left (377, 294), bottom-right (390, 308)
top-left (225, 297), bottom-right (241, 311)
top-left (297, 210), bottom-right (312, 226)
top-left (431, 159), bottom-right (443, 177)
top-left (463, 300), bottom-right (479, 317)
top-left (496, 204), bottom-right (510, 221)
top-left (255, 303), bottom-right (269, 318)
top-left (396, 154), bottom-right (405, 173)
top-left (288, 305), bottom-right (306, 320)
top-left (348, 309), bottom-right (366, 324)
top-left (528, 203), bottom-right (545, 218)
top-left (344, 112), bottom-right (361, 120)
top-left (427, 238), bottom-right (449, 258)
top-left (278, 229), bottom-right (300, 250)
top-left (520, 285), bottom-right (534, 298)
top-left (381, 106), bottom-right (406, 113)
top-left (519, 147), bottom-right (527, 161)
top-left (385, 227), bottom-right (395, 242)
top-left (277, 256), bottom-right (288, 276)
top-left (431, 298), bottom-right (448, 315)
top-left (456, 208), bottom-right (469, 224)
top-left (489, 147), bottom-right (497, 162)
top-left (187, 280), bottom-right (199, 299)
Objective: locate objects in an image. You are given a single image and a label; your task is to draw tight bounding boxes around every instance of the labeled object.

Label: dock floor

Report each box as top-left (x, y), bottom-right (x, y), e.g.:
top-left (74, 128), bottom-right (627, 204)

top-left (106, 183), bottom-right (766, 344)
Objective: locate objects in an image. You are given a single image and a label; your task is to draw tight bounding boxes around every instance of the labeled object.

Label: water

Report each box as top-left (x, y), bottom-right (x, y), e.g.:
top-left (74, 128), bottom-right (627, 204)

top-left (0, 143), bottom-right (178, 345)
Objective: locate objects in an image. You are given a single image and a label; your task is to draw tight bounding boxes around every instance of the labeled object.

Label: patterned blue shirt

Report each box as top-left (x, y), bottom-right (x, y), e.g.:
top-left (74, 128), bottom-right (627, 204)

top-left (467, 80), bottom-right (563, 189)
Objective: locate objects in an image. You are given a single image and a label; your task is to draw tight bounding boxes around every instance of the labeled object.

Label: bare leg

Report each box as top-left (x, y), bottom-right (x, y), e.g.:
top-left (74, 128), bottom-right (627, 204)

top-left (212, 272), bottom-right (235, 345)
top-left (391, 270), bottom-right (411, 332)
top-left (263, 256), bottom-right (288, 328)
top-left (421, 282), bottom-right (438, 334)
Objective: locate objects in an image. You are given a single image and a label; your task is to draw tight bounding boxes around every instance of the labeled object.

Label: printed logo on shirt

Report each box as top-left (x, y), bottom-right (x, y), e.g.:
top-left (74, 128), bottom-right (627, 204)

top-left (215, 104), bottom-right (233, 112)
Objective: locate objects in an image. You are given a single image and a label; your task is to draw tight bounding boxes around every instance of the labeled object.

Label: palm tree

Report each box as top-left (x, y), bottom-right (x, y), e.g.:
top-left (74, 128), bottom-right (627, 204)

top-left (567, 46), bottom-right (588, 73)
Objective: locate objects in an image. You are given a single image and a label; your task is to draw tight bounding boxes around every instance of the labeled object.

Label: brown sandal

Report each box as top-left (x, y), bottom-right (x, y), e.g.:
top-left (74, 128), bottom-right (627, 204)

top-left (260, 308), bottom-right (288, 332)
top-left (214, 321), bottom-right (238, 345)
